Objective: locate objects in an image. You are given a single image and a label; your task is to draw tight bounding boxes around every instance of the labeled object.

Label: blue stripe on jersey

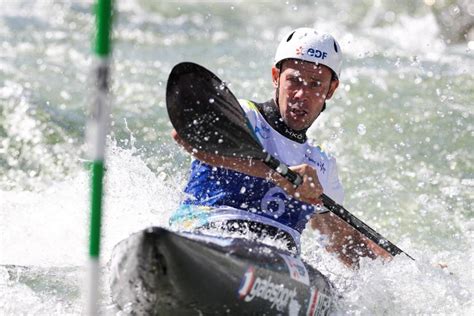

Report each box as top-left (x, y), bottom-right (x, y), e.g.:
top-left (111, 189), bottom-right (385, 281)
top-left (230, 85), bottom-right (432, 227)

top-left (181, 160), bottom-right (316, 233)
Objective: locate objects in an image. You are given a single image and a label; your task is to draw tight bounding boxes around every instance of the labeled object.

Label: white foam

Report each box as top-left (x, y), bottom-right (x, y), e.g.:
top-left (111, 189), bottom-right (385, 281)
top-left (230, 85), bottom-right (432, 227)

top-left (0, 142), bottom-right (184, 267)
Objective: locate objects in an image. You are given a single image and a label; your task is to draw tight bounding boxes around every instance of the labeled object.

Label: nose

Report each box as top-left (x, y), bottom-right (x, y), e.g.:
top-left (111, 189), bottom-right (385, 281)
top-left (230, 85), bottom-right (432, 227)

top-left (293, 86), bottom-right (306, 100)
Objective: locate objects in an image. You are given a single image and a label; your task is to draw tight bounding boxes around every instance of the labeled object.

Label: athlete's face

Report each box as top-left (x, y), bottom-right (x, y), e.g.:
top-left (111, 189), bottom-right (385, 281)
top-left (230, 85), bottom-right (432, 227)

top-left (272, 60), bottom-right (339, 131)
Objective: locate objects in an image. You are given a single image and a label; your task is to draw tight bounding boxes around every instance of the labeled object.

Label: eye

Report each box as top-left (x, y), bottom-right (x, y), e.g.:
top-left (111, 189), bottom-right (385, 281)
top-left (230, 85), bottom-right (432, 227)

top-left (310, 80), bottom-right (322, 88)
top-left (287, 76), bottom-right (301, 84)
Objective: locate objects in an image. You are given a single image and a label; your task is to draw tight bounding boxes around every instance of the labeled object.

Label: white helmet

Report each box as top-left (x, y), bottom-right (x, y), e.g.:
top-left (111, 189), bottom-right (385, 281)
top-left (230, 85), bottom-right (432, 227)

top-left (274, 27), bottom-right (342, 79)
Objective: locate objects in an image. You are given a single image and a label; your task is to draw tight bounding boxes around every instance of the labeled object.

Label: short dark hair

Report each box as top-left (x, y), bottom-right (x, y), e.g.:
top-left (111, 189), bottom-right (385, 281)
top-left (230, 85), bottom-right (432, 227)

top-left (278, 58), bottom-right (338, 81)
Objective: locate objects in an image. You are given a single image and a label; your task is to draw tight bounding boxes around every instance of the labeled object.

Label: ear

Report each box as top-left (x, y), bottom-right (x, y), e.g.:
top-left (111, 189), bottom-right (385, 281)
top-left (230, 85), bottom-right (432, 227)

top-left (271, 66), bottom-right (280, 88)
top-left (325, 79), bottom-right (339, 100)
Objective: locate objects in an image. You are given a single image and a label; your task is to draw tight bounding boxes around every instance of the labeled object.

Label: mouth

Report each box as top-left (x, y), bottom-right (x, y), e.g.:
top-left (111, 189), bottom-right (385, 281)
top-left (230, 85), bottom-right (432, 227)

top-left (288, 103), bottom-right (307, 117)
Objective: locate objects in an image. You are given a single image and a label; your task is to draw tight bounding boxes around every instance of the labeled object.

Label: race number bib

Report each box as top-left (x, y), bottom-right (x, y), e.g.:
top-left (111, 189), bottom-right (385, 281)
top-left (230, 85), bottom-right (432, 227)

top-left (261, 187), bottom-right (289, 218)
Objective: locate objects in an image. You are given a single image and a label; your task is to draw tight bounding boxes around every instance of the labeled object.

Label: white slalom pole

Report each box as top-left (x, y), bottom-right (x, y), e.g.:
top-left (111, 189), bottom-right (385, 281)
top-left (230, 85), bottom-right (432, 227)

top-left (86, 0), bottom-right (113, 315)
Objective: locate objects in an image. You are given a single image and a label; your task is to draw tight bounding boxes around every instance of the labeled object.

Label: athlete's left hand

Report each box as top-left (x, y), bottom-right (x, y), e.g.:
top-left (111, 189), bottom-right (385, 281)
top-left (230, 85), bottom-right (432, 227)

top-left (310, 212), bottom-right (393, 267)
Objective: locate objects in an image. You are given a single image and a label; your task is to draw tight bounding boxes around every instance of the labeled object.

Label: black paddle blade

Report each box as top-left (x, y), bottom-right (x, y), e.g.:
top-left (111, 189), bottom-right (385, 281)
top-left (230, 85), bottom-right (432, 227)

top-left (166, 62), bottom-right (266, 160)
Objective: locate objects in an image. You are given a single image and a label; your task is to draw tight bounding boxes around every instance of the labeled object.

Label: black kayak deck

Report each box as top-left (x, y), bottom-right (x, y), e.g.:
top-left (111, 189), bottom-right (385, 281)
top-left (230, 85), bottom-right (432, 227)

top-left (109, 227), bottom-right (334, 315)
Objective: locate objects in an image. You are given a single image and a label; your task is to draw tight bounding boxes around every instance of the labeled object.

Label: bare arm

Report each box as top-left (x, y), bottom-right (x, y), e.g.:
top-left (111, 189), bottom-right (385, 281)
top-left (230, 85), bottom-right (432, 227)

top-left (172, 129), bottom-right (322, 204)
top-left (172, 129), bottom-right (273, 179)
top-left (310, 213), bottom-right (393, 267)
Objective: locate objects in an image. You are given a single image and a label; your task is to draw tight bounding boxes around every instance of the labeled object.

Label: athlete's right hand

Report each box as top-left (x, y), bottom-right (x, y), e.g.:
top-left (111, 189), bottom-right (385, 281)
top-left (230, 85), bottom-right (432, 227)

top-left (268, 164), bottom-right (323, 206)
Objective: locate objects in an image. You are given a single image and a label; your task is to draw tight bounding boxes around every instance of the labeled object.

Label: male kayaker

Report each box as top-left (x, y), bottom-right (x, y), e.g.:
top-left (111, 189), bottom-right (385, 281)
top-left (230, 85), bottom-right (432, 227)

top-left (170, 27), bottom-right (391, 267)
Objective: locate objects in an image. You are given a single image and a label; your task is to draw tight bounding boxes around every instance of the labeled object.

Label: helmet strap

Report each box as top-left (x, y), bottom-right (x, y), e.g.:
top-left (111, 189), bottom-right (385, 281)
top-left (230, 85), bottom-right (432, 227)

top-left (275, 63), bottom-right (282, 108)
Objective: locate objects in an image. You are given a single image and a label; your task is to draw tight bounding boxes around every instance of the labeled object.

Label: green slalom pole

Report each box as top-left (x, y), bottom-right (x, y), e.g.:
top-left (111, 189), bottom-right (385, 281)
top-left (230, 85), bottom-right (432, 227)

top-left (86, 0), bottom-right (113, 315)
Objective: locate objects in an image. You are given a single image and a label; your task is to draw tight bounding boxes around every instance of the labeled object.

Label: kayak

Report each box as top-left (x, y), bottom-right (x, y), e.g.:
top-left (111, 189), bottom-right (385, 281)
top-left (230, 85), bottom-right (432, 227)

top-left (109, 227), bottom-right (334, 315)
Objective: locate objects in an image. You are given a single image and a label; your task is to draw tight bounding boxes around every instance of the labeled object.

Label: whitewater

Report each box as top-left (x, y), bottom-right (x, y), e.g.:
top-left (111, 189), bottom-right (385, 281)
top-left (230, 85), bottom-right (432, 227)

top-left (1, 0), bottom-right (472, 314)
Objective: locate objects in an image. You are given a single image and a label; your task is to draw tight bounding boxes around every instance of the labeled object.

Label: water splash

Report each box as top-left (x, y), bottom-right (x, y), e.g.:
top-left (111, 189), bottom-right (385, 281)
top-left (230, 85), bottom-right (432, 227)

top-left (1, 0), bottom-right (472, 314)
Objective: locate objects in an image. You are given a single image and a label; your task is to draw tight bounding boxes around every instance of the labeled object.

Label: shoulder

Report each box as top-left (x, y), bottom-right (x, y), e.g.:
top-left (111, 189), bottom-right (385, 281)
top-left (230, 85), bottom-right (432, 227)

top-left (238, 99), bottom-right (259, 113)
top-left (238, 99), bottom-right (262, 127)
top-left (307, 142), bottom-right (344, 204)
top-left (306, 141), bottom-right (336, 163)
top-left (302, 141), bottom-right (339, 174)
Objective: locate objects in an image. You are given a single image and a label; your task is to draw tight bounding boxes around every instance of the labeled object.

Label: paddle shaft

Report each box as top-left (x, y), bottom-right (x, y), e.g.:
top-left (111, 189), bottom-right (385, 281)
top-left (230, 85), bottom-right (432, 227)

top-left (264, 154), bottom-right (414, 259)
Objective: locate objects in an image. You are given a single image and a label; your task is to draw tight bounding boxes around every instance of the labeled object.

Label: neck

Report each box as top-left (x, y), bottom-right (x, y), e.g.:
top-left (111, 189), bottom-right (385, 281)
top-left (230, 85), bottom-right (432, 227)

top-left (257, 99), bottom-right (307, 143)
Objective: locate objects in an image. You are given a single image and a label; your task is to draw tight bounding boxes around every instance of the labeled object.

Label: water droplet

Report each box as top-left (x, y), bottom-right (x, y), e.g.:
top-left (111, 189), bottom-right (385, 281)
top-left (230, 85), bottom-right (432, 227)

top-left (209, 98), bottom-right (215, 103)
top-left (394, 124), bottom-right (403, 133)
top-left (468, 41), bottom-right (474, 51)
top-left (357, 124), bottom-right (366, 135)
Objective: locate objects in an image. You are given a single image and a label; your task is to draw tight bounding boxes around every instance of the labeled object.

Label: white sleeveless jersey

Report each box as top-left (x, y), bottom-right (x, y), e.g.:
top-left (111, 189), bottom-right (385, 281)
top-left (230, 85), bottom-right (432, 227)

top-left (169, 99), bottom-right (344, 247)
top-left (240, 99), bottom-right (344, 205)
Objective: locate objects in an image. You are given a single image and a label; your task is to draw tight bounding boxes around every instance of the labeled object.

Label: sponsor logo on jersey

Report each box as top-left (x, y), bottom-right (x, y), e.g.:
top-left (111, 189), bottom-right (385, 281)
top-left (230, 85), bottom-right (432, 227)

top-left (304, 155), bottom-right (326, 174)
top-left (316, 162), bottom-right (326, 174)
top-left (305, 153), bottom-right (317, 164)
top-left (284, 127), bottom-right (305, 140)
top-left (255, 123), bottom-right (271, 139)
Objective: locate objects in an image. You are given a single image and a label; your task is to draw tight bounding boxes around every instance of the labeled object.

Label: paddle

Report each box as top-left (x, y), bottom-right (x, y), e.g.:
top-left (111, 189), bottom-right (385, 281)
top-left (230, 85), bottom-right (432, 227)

top-left (166, 62), bottom-right (413, 260)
